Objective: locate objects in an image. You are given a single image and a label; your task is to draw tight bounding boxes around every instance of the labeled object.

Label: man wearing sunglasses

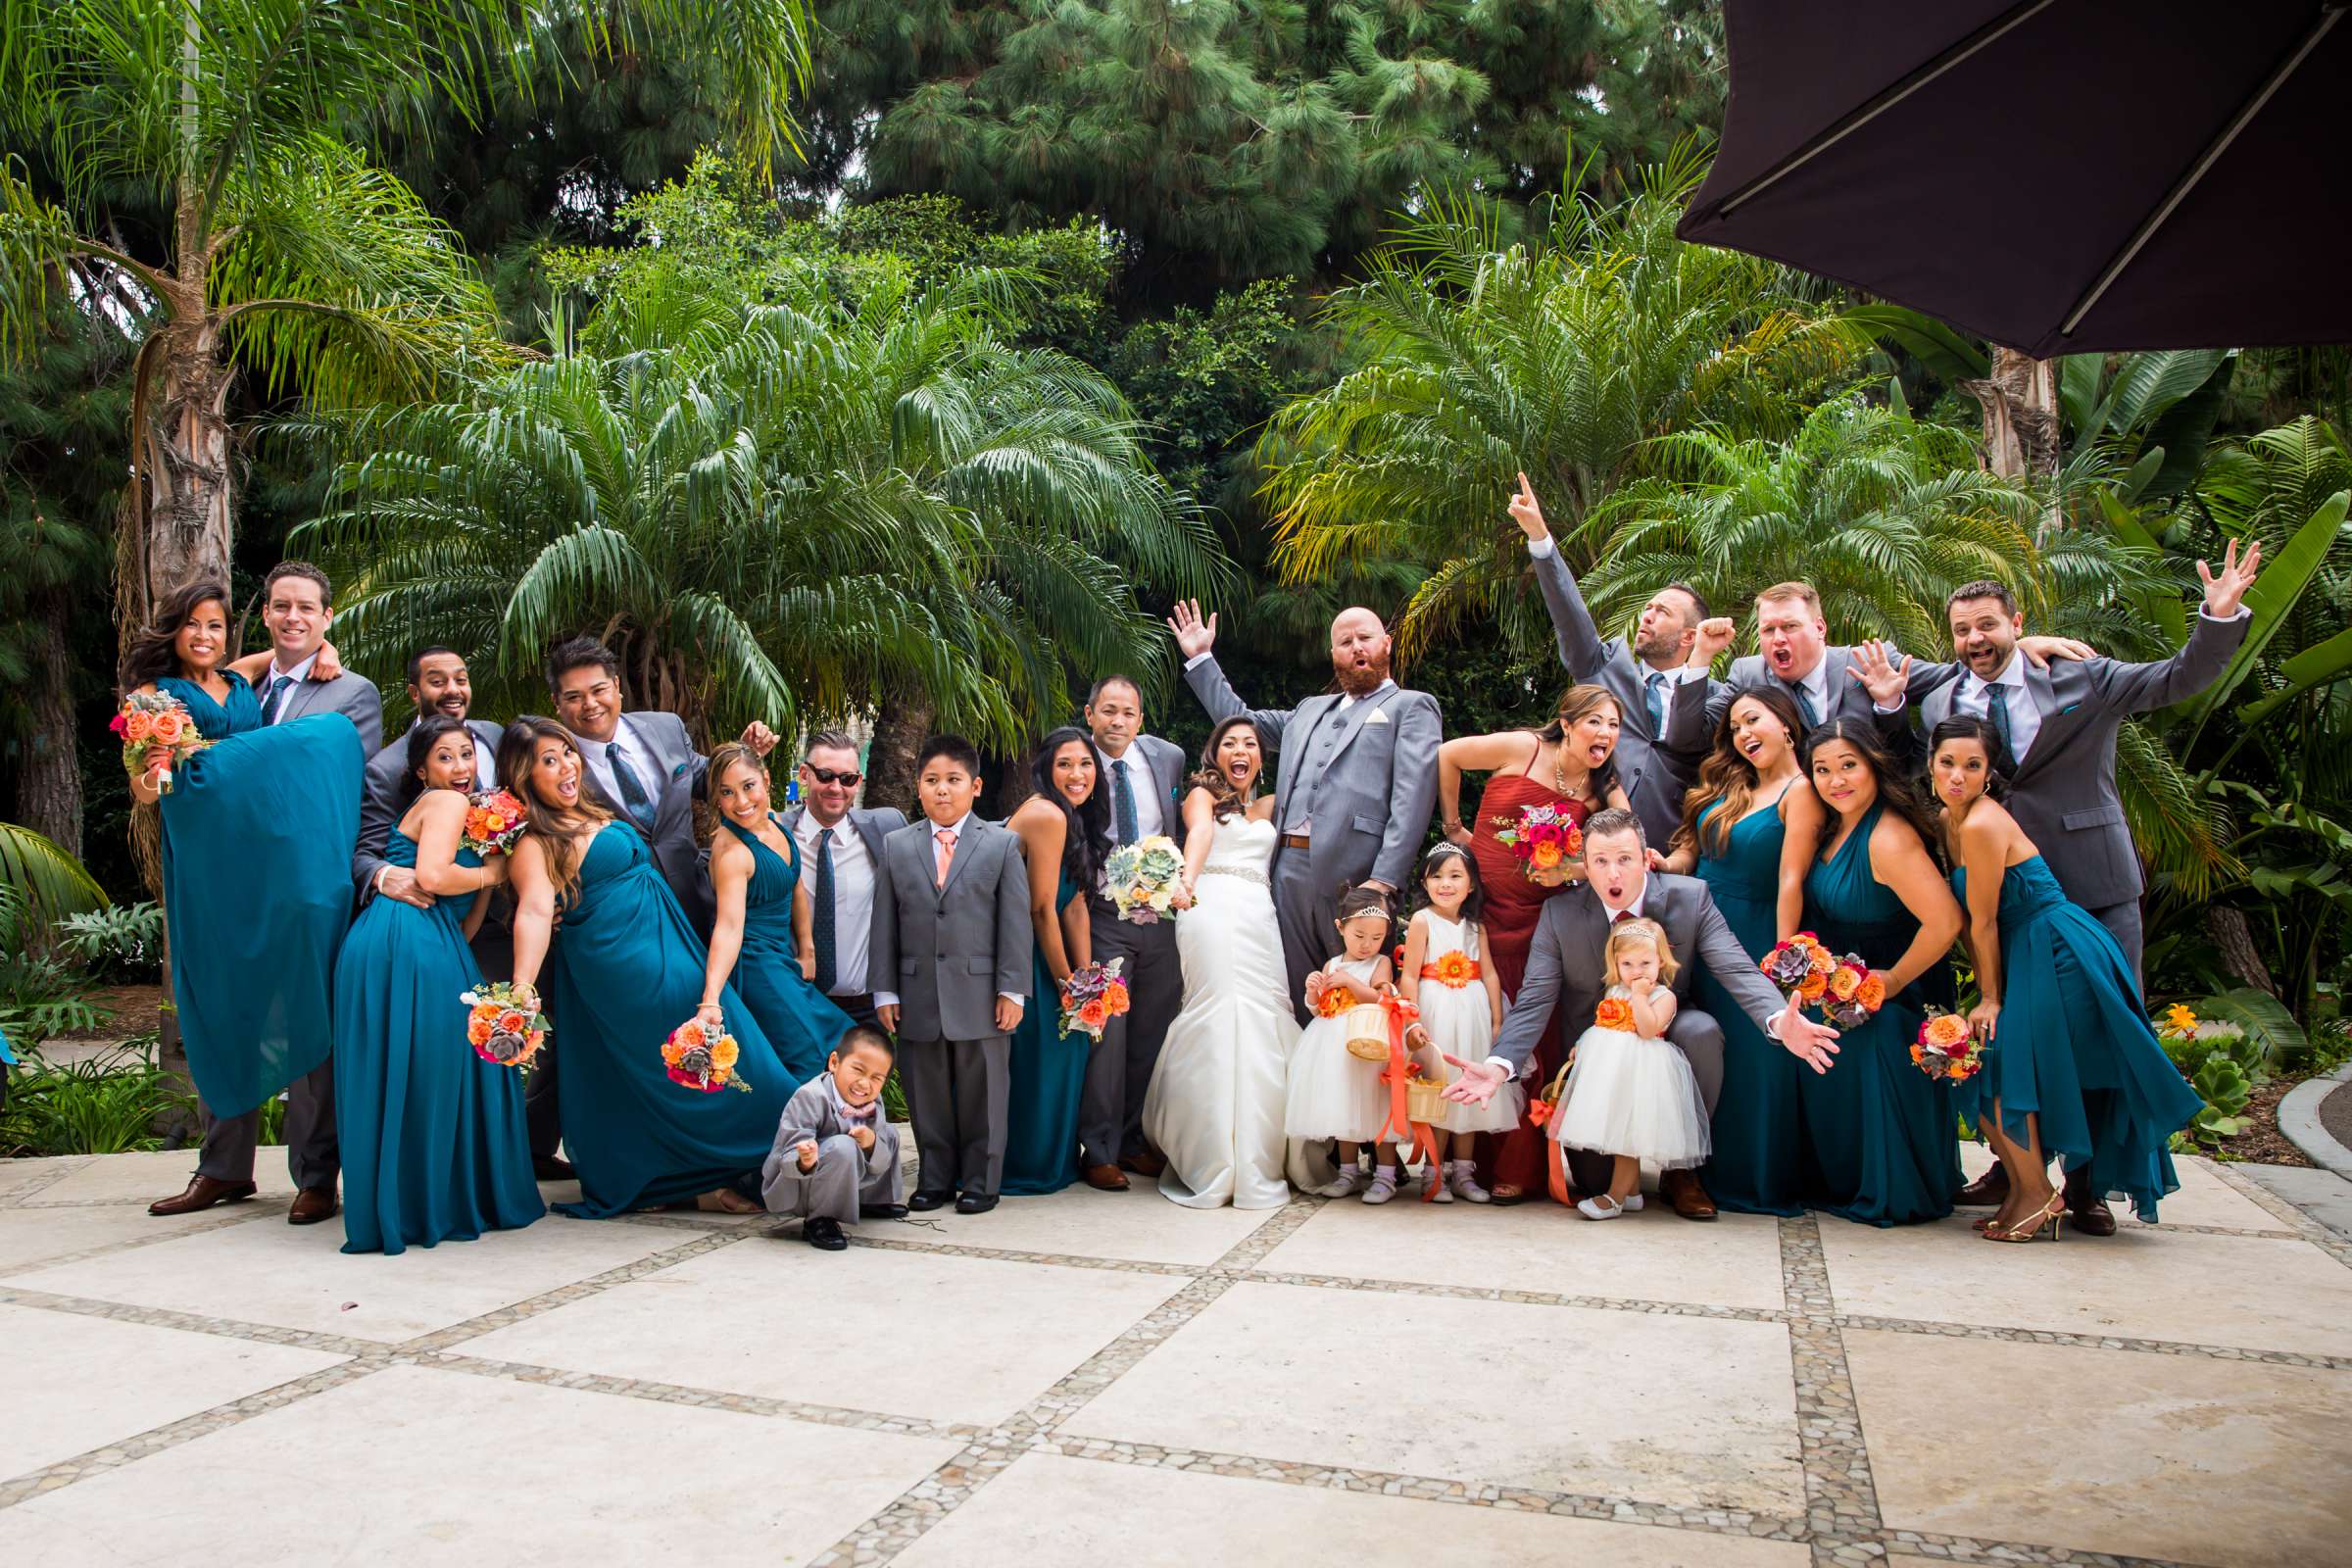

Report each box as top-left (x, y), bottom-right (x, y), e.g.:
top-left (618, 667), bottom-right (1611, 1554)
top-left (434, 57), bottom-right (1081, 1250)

top-left (786, 730), bottom-right (908, 1036)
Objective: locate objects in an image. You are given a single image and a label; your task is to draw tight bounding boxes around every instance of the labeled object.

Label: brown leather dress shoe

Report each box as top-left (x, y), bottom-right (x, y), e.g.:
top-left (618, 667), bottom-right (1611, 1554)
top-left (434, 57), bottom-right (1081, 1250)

top-left (1953, 1164), bottom-right (2010, 1206)
top-left (287, 1186), bottom-right (340, 1225)
top-left (148, 1174), bottom-right (257, 1216)
top-left (1117, 1150), bottom-right (1167, 1178)
top-left (1085, 1163), bottom-right (1131, 1192)
top-left (1660, 1168), bottom-right (1717, 1220)
top-left (2063, 1166), bottom-right (2117, 1236)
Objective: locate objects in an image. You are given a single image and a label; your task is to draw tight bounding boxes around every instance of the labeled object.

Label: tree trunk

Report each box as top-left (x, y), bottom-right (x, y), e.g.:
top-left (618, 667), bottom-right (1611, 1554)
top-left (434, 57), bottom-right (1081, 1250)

top-left (864, 689), bottom-right (937, 818)
top-left (1960, 347), bottom-right (2063, 536)
top-left (128, 310), bottom-right (237, 614)
top-left (2203, 905), bottom-right (2277, 996)
top-left (15, 587), bottom-right (82, 858)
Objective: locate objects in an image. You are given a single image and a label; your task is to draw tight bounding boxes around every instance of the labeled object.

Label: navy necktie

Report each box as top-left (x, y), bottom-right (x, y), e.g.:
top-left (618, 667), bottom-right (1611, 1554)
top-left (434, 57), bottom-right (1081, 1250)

top-left (813, 827), bottom-right (838, 994)
top-left (1791, 681), bottom-right (1821, 729)
top-left (1112, 757), bottom-right (1139, 844)
top-left (261, 673), bottom-right (293, 725)
top-left (1644, 670), bottom-right (1667, 739)
top-left (608, 743), bottom-right (656, 834)
top-left (1983, 682), bottom-right (2016, 765)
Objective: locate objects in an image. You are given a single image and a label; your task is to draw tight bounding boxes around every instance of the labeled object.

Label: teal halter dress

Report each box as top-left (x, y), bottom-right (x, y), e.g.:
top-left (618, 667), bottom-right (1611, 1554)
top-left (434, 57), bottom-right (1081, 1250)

top-left (715, 813), bottom-right (855, 1086)
top-left (1002, 871), bottom-right (1086, 1196)
top-left (1695, 798), bottom-right (1804, 1216)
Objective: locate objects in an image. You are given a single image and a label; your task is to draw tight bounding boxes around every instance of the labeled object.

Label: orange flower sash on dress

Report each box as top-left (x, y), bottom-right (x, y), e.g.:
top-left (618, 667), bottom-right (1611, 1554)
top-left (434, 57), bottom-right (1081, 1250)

top-left (1418, 953), bottom-right (1481, 988)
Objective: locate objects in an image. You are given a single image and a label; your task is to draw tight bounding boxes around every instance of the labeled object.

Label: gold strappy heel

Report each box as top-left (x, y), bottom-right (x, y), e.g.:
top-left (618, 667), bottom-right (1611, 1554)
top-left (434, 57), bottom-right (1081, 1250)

top-left (1984, 1189), bottom-right (2064, 1243)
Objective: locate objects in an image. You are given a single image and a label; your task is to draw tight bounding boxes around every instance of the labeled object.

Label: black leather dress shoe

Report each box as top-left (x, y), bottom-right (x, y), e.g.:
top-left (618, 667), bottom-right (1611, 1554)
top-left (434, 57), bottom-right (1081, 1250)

top-left (805, 1216), bottom-right (849, 1250)
top-left (533, 1155), bottom-right (576, 1182)
top-left (907, 1190), bottom-right (952, 1212)
top-left (955, 1192), bottom-right (999, 1215)
top-left (860, 1201), bottom-right (909, 1220)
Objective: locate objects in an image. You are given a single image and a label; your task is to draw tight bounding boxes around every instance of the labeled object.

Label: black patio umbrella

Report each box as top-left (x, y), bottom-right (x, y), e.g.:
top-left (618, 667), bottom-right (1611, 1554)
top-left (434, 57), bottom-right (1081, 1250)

top-left (1677, 1), bottom-right (2352, 357)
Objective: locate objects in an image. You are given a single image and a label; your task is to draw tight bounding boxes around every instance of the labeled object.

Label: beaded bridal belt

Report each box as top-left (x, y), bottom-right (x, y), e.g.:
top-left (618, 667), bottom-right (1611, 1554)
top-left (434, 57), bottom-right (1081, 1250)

top-left (1198, 863), bottom-right (1270, 888)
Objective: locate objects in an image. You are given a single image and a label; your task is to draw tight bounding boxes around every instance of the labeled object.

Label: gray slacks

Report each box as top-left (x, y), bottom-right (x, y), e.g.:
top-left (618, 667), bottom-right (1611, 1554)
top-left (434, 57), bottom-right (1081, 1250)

top-left (1272, 851), bottom-right (1349, 1025)
top-left (195, 1059), bottom-right (338, 1190)
top-left (1561, 1008), bottom-right (1724, 1196)
top-left (1079, 898), bottom-right (1182, 1166)
top-left (2084, 898), bottom-right (2144, 986)
top-left (763, 1135), bottom-right (901, 1223)
top-left (900, 1035), bottom-right (1009, 1198)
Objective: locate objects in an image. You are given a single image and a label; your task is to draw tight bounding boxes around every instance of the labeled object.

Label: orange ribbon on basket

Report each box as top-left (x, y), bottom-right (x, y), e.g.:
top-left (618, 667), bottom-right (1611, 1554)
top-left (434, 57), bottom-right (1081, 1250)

top-left (1372, 991), bottom-right (1445, 1203)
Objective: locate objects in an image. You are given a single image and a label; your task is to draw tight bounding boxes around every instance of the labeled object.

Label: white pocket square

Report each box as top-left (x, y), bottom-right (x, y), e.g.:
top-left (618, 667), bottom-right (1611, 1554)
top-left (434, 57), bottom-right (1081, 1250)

top-left (1364, 708), bottom-right (1391, 725)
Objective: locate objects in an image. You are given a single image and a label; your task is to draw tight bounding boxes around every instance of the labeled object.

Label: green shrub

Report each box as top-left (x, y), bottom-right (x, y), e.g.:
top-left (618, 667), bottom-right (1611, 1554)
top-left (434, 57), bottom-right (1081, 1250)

top-left (2155, 1006), bottom-right (2265, 1152)
top-left (0, 1038), bottom-right (196, 1156)
top-left (54, 902), bottom-right (165, 981)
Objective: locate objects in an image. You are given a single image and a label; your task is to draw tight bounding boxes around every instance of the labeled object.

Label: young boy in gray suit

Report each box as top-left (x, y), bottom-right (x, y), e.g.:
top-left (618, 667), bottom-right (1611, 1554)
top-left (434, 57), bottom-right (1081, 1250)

top-left (760, 1026), bottom-right (906, 1250)
top-left (871, 735), bottom-right (1031, 1215)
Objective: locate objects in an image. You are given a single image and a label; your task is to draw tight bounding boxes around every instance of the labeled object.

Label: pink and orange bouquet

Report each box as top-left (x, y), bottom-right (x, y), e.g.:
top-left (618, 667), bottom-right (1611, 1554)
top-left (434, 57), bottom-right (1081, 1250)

top-left (662, 1015), bottom-right (751, 1094)
top-left (1490, 802), bottom-right (1582, 878)
top-left (110, 691), bottom-right (206, 794)
top-left (461, 789), bottom-right (528, 857)
top-left (1057, 957), bottom-right (1132, 1042)
top-left (1911, 1008), bottom-right (1984, 1083)
top-left (461, 982), bottom-right (547, 1071)
top-left (1760, 933), bottom-right (1886, 1026)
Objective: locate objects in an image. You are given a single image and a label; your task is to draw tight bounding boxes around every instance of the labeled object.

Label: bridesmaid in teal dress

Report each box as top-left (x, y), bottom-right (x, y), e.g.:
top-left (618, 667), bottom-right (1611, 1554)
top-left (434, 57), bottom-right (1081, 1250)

top-left (333, 715), bottom-right (543, 1253)
top-left (1001, 727), bottom-right (1107, 1195)
top-left (122, 581), bottom-right (361, 1130)
top-left (1930, 717), bottom-right (2202, 1240)
top-left (1778, 720), bottom-right (1966, 1226)
top-left (500, 717), bottom-right (793, 1218)
top-left (1663, 688), bottom-right (1810, 1216)
top-left (700, 744), bottom-right (855, 1086)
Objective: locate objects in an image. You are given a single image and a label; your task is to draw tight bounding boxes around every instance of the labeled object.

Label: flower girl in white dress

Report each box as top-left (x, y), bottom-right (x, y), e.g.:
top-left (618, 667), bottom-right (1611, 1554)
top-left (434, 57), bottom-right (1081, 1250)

top-left (1398, 845), bottom-right (1513, 1203)
top-left (1285, 885), bottom-right (1403, 1202)
top-left (1548, 916), bottom-right (1710, 1220)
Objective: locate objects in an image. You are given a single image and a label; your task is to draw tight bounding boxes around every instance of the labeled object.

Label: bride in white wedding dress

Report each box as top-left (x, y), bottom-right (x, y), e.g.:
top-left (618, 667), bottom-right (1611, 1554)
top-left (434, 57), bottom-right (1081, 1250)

top-left (1144, 717), bottom-right (1300, 1209)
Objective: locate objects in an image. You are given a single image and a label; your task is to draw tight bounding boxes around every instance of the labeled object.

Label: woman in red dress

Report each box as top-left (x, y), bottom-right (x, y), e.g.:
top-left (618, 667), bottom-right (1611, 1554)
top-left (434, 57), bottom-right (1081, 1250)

top-left (1439, 684), bottom-right (1629, 1201)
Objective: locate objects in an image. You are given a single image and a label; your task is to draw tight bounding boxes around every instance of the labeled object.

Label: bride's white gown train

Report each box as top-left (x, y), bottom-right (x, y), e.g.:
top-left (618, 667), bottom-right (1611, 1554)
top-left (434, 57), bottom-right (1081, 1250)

top-left (1144, 814), bottom-right (1299, 1209)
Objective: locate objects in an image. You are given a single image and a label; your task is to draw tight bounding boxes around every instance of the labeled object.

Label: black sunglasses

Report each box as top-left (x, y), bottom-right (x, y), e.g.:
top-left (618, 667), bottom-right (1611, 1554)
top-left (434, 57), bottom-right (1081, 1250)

top-left (806, 764), bottom-right (862, 786)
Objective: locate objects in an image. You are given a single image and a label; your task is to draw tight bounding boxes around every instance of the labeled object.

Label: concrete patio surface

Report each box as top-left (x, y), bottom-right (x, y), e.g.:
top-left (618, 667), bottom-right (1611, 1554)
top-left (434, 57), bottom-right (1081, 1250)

top-left (1, 1143), bottom-right (2347, 1568)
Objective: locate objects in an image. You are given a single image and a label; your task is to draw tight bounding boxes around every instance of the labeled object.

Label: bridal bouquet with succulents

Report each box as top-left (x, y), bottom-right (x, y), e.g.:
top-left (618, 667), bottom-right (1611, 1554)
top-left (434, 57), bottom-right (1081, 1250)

top-left (1103, 835), bottom-right (1185, 923)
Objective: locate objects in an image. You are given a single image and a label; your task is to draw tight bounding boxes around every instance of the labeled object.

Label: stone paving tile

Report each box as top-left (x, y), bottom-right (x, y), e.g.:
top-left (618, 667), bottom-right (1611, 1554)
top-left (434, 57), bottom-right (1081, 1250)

top-left (879, 1184), bottom-right (1281, 1266)
top-left (892, 1450), bottom-right (1812, 1567)
top-left (0, 1154), bottom-right (85, 1204)
top-left (1846, 1329), bottom-right (2352, 1568)
top-left (0, 1301), bottom-right (345, 1481)
top-left (11, 1149), bottom-right (298, 1207)
top-left (1061, 1278), bottom-right (1806, 1516)
top-left (0, 1363), bottom-right (963, 1566)
top-left (5, 1210), bottom-right (686, 1342)
top-left (0, 1200), bottom-right (270, 1275)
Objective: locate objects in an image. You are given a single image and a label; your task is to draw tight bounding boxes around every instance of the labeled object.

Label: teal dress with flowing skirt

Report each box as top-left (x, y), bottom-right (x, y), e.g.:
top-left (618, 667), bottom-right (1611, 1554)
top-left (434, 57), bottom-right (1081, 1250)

top-left (1793, 803), bottom-right (1962, 1226)
top-left (1002, 872), bottom-right (1085, 1196)
top-left (1952, 855), bottom-right (2201, 1220)
top-left (715, 814), bottom-right (855, 1086)
top-left (333, 823), bottom-right (543, 1253)
top-left (546, 822), bottom-right (795, 1217)
top-left (1695, 800), bottom-right (1804, 1216)
top-left (153, 672), bottom-right (361, 1117)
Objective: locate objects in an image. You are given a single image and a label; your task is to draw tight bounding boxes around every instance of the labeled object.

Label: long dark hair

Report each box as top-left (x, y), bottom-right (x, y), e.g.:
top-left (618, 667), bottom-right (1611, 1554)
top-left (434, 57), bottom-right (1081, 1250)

top-left (1535, 682), bottom-right (1621, 805)
top-left (400, 713), bottom-right (476, 809)
top-left (1678, 685), bottom-right (1808, 858)
top-left (1926, 715), bottom-right (2013, 805)
top-left (119, 579), bottom-right (232, 692)
top-left (1409, 841), bottom-right (1487, 930)
top-left (497, 715), bottom-right (612, 904)
top-left (1800, 718), bottom-right (1944, 867)
top-left (1190, 715), bottom-right (1268, 822)
top-left (1027, 725), bottom-right (1109, 888)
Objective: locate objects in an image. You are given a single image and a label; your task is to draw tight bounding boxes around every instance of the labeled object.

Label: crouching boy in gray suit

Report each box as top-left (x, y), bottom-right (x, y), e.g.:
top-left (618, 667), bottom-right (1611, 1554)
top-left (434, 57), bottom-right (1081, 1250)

top-left (872, 736), bottom-right (1031, 1216)
top-left (761, 1026), bottom-right (907, 1250)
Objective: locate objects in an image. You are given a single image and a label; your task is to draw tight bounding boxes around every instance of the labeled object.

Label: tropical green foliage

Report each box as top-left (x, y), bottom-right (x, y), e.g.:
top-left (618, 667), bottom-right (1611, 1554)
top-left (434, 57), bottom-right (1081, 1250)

top-left (2, 1040), bottom-right (194, 1156)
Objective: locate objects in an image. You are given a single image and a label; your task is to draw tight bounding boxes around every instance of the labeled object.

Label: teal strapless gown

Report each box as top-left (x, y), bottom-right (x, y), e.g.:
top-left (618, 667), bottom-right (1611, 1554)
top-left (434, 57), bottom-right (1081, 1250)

top-left (1695, 800), bottom-right (1804, 1216)
top-left (546, 823), bottom-right (795, 1217)
top-left (332, 824), bottom-right (543, 1253)
top-left (1002, 873), bottom-right (1085, 1196)
top-left (1952, 855), bottom-right (2201, 1220)
top-left (1793, 803), bottom-right (1961, 1226)
top-left (716, 815), bottom-right (855, 1084)
top-left (154, 672), bottom-right (361, 1118)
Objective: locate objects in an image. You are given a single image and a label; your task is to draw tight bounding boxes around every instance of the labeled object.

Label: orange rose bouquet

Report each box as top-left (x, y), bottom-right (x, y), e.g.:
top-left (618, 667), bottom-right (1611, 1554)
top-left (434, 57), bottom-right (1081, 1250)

top-left (461, 982), bottom-right (547, 1071)
top-left (460, 789), bottom-right (528, 857)
top-left (1491, 803), bottom-right (1583, 879)
top-left (1761, 934), bottom-right (1884, 1025)
top-left (662, 1015), bottom-right (751, 1094)
top-left (1057, 957), bottom-right (1132, 1042)
top-left (111, 692), bottom-right (207, 794)
top-left (1910, 1007), bottom-right (1984, 1083)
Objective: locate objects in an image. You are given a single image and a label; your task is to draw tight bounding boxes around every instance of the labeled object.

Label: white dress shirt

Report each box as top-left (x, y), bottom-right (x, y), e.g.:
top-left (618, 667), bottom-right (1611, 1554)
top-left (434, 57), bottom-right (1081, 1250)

top-left (1099, 744), bottom-right (1168, 841)
top-left (1952, 652), bottom-right (2042, 764)
top-left (793, 808), bottom-right (874, 996)
top-left (258, 649), bottom-right (319, 722)
top-left (873, 812), bottom-right (1023, 1012)
top-left (573, 717), bottom-right (659, 815)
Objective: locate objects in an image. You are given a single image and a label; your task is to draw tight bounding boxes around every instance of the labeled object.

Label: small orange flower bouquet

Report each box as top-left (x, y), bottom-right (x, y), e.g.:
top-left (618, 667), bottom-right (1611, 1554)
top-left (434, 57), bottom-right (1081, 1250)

top-left (1910, 1007), bottom-right (1984, 1083)
top-left (1314, 985), bottom-right (1353, 1019)
top-left (1593, 996), bottom-right (1636, 1031)
top-left (461, 789), bottom-right (528, 857)
top-left (1058, 957), bottom-right (1132, 1042)
top-left (462, 982), bottom-right (546, 1071)
top-left (111, 692), bottom-right (206, 794)
top-left (1761, 933), bottom-right (1884, 1026)
top-left (663, 1015), bottom-right (751, 1094)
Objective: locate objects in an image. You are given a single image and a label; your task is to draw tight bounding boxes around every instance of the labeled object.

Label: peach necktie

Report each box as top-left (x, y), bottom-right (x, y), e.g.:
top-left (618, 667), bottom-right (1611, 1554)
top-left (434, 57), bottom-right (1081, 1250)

top-left (933, 827), bottom-right (956, 887)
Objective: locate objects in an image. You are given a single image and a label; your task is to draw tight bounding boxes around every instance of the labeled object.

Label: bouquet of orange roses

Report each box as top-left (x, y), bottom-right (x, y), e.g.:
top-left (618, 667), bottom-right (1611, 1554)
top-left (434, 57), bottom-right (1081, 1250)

top-left (1910, 1007), bottom-right (1984, 1083)
top-left (1760, 933), bottom-right (1885, 1026)
top-left (462, 982), bottom-right (547, 1071)
top-left (1057, 957), bottom-right (1132, 1041)
top-left (1490, 803), bottom-right (1583, 879)
top-left (111, 691), bottom-right (206, 794)
top-left (662, 1014), bottom-right (751, 1094)
top-left (461, 789), bottom-right (528, 857)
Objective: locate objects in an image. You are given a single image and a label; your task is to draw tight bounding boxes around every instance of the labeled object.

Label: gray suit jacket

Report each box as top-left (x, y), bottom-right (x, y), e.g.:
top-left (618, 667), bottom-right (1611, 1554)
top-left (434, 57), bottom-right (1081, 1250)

top-left (353, 717), bottom-right (507, 904)
top-left (1528, 544), bottom-right (1693, 849)
top-left (1492, 874), bottom-right (1785, 1075)
top-left (270, 668), bottom-right (383, 756)
top-left (1091, 733), bottom-right (1189, 844)
top-left (783, 804), bottom-right (909, 995)
top-left (575, 710), bottom-right (712, 933)
top-left (1183, 657), bottom-right (1442, 891)
top-left (1664, 645), bottom-right (1936, 762)
top-left (869, 816), bottom-right (1031, 1041)
top-left (1912, 611), bottom-right (2247, 910)
top-left (760, 1078), bottom-right (902, 1209)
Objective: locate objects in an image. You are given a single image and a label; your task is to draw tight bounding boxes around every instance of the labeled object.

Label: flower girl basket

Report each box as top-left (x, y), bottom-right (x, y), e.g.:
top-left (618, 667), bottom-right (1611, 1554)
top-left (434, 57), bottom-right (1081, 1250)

top-left (1344, 1003), bottom-right (1391, 1061)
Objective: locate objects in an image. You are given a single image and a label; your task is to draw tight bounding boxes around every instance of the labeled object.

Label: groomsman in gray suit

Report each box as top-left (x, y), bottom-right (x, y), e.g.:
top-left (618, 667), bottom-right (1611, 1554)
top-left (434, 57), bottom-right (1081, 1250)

top-left (1506, 475), bottom-right (1710, 848)
top-left (149, 560), bottom-right (377, 1225)
top-left (784, 729), bottom-right (907, 1037)
top-left (1171, 599), bottom-right (1443, 1022)
top-left (1077, 675), bottom-right (1189, 1190)
top-left (1661, 580), bottom-right (1931, 761)
top-left (353, 648), bottom-right (503, 910)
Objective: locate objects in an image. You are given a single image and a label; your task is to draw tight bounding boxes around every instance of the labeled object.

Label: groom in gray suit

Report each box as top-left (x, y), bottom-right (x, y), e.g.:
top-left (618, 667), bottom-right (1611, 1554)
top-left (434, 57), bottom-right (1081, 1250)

top-left (1171, 600), bottom-right (1443, 1022)
top-left (784, 729), bottom-right (907, 1037)
top-left (1446, 809), bottom-right (1840, 1219)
